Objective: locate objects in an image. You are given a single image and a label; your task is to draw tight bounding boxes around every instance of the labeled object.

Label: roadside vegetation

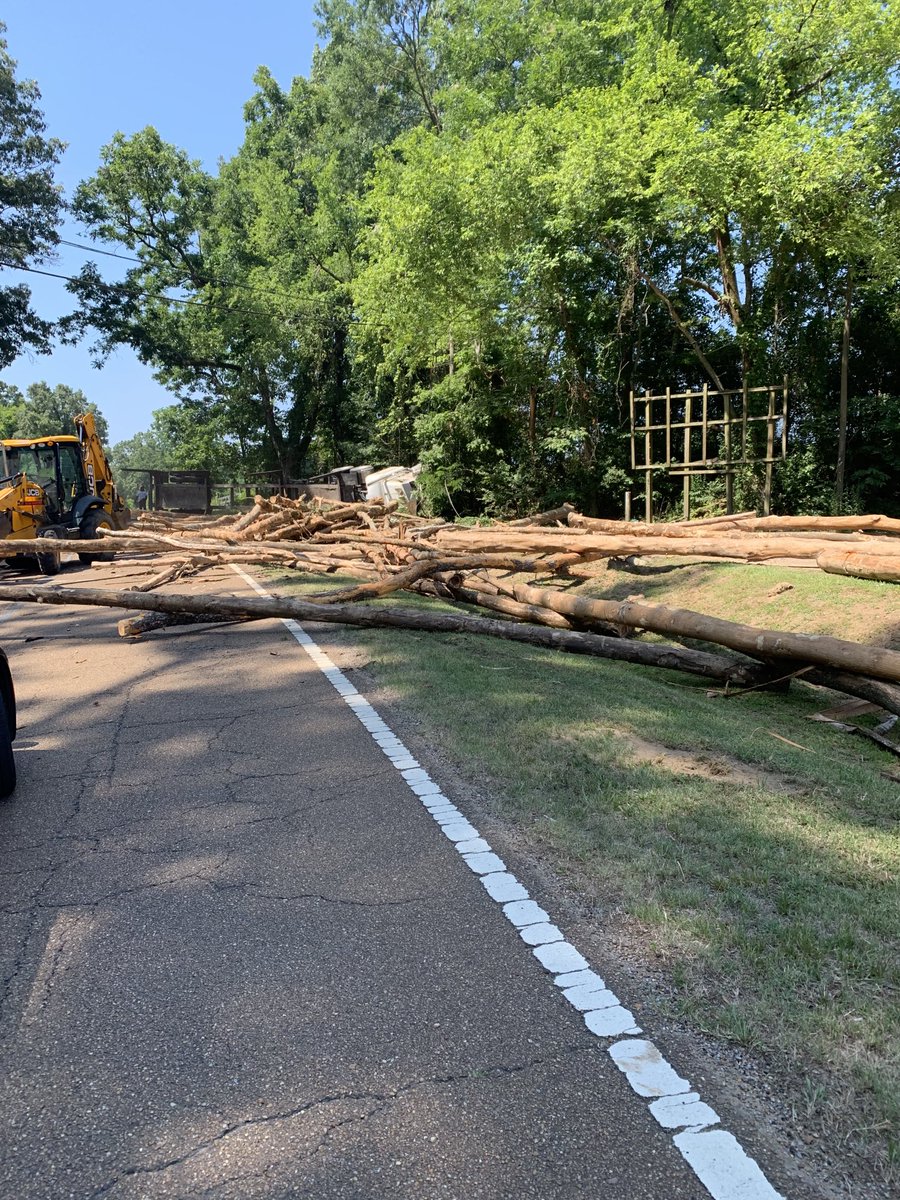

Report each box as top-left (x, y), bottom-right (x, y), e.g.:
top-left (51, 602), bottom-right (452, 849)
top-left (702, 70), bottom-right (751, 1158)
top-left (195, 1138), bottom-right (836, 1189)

top-left (268, 560), bottom-right (900, 1179)
top-left (3, 5), bottom-right (895, 518)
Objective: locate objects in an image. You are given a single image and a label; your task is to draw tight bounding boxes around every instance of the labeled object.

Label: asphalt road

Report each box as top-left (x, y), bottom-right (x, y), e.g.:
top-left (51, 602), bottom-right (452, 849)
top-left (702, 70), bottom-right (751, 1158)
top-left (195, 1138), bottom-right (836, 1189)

top-left (0, 563), bottom-right (708, 1199)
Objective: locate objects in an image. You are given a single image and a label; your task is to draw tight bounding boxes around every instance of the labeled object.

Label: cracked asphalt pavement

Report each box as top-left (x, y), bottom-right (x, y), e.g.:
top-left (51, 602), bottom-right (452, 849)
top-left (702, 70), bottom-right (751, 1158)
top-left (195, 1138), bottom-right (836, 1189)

top-left (0, 564), bottom-right (705, 1199)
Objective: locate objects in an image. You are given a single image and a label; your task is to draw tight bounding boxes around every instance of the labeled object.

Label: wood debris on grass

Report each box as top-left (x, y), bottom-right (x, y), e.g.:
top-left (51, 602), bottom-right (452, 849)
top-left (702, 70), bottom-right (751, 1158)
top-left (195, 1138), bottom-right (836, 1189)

top-left (2, 496), bottom-right (900, 722)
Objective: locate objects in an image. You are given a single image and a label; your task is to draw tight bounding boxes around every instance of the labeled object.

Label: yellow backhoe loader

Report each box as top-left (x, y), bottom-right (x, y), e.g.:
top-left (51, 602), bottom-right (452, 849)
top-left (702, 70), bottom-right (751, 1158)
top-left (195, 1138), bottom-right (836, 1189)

top-left (0, 412), bottom-right (128, 575)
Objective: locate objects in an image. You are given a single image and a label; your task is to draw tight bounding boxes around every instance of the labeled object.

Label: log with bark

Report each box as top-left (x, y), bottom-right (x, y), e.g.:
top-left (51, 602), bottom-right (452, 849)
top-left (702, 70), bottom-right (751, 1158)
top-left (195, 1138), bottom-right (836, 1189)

top-left (802, 671), bottom-right (900, 718)
top-left (117, 610), bottom-right (251, 637)
top-left (0, 582), bottom-right (769, 684)
top-left (816, 549), bottom-right (900, 584)
top-left (567, 513), bottom-right (876, 544)
top-left (305, 553), bottom-right (581, 605)
top-left (506, 583), bottom-right (900, 683)
top-left (432, 527), bottom-right (900, 562)
top-left (505, 503), bottom-right (576, 528)
top-left (565, 512), bottom-right (900, 537)
top-left (718, 513), bottom-right (900, 535)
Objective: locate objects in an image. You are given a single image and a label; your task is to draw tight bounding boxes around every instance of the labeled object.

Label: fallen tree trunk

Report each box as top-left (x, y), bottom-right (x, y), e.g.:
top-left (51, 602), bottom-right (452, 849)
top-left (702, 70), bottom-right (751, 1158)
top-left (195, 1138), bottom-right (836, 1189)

top-left (441, 581), bottom-right (575, 629)
top-left (117, 610), bottom-right (251, 637)
top-left (723, 514), bottom-right (900, 535)
top-left (0, 583), bottom-right (765, 683)
top-left (674, 511), bottom-right (757, 527)
top-left (433, 527), bottom-right (900, 562)
top-left (0, 536), bottom-right (165, 557)
top-left (509, 583), bottom-right (900, 683)
top-left (816, 550), bottom-right (900, 584)
top-left (567, 514), bottom-right (873, 544)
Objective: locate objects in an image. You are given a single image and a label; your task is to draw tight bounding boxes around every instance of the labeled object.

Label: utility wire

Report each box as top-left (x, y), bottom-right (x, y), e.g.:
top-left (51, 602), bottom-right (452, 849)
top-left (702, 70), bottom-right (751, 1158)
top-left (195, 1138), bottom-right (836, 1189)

top-left (0, 258), bottom-right (388, 331)
top-left (58, 238), bottom-right (141, 263)
top-left (57, 237), bottom-right (337, 308)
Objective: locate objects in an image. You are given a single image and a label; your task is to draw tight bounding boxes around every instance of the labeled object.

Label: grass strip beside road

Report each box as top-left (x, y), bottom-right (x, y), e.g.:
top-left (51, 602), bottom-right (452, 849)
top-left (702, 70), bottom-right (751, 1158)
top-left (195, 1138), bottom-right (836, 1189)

top-left (266, 562), bottom-right (899, 1175)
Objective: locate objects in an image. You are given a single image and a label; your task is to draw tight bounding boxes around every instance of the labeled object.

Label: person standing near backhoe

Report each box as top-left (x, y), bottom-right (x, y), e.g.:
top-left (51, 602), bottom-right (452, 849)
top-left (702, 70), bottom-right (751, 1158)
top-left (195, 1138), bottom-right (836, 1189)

top-left (134, 484), bottom-right (148, 511)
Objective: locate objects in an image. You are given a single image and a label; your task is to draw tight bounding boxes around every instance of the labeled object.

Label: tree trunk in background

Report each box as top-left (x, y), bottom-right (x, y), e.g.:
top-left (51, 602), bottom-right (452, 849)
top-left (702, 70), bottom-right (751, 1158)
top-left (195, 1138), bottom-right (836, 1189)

top-left (836, 269), bottom-right (852, 511)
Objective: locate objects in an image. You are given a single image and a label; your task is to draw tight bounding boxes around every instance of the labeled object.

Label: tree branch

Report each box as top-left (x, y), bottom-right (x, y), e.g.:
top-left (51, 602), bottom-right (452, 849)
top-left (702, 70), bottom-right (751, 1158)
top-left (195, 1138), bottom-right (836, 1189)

top-left (610, 244), bottom-right (727, 392)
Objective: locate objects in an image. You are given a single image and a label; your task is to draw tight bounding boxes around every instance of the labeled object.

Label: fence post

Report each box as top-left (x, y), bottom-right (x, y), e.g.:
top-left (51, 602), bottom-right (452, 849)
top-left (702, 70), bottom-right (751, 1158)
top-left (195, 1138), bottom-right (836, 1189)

top-left (724, 387), bottom-right (734, 514)
top-left (764, 386), bottom-right (776, 515)
top-left (682, 390), bottom-right (692, 520)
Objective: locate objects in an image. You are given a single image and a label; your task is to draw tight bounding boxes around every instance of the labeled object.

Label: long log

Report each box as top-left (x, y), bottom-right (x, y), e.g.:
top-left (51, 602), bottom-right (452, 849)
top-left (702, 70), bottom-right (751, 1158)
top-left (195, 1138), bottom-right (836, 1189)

top-left (433, 527), bottom-right (900, 562)
top-left (508, 583), bottom-right (900, 683)
top-left (75, 530), bottom-right (344, 560)
top-left (816, 550), bottom-right (900, 584)
top-left (560, 512), bottom-right (758, 534)
top-left (457, 574), bottom-right (626, 636)
top-left (565, 511), bottom-right (754, 533)
top-left (725, 514), bottom-right (900, 535)
top-left (442, 581), bottom-right (575, 629)
top-left (675, 511), bottom-right (757, 527)
top-left (567, 514), bottom-right (872, 543)
top-left (0, 583), bottom-right (765, 683)
top-left (0, 536), bottom-right (166, 557)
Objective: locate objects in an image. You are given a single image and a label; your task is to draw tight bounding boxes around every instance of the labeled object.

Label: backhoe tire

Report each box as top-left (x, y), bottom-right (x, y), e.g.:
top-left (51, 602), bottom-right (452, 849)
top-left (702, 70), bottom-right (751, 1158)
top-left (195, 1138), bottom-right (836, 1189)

top-left (78, 509), bottom-right (115, 563)
top-left (36, 529), bottom-right (61, 576)
top-left (0, 692), bottom-right (16, 798)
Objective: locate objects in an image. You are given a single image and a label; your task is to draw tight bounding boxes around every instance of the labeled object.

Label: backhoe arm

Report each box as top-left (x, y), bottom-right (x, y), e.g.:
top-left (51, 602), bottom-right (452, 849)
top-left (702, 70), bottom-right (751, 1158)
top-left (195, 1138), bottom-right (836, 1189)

top-left (75, 412), bottom-right (127, 527)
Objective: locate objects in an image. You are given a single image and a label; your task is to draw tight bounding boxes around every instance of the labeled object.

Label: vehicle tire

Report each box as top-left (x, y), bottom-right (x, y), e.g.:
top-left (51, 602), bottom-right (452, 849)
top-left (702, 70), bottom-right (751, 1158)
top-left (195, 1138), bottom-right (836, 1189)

top-left (78, 509), bottom-right (115, 563)
top-left (36, 529), bottom-right (61, 576)
top-left (0, 691), bottom-right (16, 798)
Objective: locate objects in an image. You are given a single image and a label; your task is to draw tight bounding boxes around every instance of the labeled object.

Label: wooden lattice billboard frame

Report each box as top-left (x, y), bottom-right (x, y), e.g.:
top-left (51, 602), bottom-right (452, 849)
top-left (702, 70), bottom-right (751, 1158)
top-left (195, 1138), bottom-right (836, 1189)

top-left (629, 378), bottom-right (789, 521)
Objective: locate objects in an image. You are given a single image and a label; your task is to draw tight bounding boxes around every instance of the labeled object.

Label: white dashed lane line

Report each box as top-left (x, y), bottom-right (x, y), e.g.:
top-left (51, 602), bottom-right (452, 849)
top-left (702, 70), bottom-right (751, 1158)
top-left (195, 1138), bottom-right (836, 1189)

top-left (231, 565), bottom-right (786, 1200)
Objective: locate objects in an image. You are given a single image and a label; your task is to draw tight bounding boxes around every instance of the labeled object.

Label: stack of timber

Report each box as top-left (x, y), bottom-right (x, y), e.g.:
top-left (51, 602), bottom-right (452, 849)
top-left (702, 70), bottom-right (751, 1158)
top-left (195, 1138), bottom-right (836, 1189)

top-left (10, 496), bottom-right (898, 581)
top-left (1, 497), bottom-right (899, 721)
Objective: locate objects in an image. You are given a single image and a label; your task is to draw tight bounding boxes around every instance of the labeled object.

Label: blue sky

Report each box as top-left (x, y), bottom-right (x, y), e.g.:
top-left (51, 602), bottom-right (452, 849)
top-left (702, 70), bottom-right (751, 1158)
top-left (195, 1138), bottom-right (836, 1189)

top-left (2, 1), bottom-right (318, 444)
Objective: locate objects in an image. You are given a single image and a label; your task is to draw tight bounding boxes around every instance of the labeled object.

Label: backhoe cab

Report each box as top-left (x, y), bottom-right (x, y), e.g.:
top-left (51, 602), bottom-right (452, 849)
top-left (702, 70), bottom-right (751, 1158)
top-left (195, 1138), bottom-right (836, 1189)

top-left (0, 412), bottom-right (128, 575)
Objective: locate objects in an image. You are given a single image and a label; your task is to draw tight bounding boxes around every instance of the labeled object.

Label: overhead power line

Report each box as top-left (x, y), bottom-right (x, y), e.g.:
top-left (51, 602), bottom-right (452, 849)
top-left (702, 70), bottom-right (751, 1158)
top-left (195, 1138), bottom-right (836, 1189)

top-left (58, 238), bottom-right (142, 263)
top-left (0, 258), bottom-right (388, 331)
top-left (57, 237), bottom-right (337, 308)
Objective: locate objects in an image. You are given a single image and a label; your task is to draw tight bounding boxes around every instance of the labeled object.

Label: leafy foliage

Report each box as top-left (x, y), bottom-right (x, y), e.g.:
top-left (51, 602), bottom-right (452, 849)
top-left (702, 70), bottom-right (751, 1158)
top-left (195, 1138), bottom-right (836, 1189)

top-left (0, 24), bottom-right (64, 366)
top-left (62, 0), bottom-right (900, 516)
top-left (0, 381), bottom-right (107, 441)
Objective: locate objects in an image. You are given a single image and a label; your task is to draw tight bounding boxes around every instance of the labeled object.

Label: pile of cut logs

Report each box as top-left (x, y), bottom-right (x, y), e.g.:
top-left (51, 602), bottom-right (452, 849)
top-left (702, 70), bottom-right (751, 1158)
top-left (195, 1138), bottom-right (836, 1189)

top-left (135, 498), bottom-right (900, 583)
top-left (1, 496), bottom-right (899, 719)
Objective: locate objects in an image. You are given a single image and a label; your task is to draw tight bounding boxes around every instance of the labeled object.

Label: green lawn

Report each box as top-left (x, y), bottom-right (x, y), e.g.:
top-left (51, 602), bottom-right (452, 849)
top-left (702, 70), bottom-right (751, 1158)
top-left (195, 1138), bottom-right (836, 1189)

top-left (267, 561), bottom-right (900, 1176)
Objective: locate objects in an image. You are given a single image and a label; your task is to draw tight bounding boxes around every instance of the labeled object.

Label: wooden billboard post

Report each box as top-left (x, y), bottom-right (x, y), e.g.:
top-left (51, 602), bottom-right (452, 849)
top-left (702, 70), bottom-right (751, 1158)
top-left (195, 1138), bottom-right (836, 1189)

top-left (629, 382), bottom-right (789, 521)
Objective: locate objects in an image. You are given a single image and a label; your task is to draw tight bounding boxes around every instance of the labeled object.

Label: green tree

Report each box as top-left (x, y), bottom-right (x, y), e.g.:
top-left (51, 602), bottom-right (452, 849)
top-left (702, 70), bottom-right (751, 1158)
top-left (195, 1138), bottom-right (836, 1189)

top-left (109, 404), bottom-right (245, 481)
top-left (61, 0), bottom-right (900, 517)
top-left (354, 0), bottom-right (900, 514)
top-left (13, 382), bottom-right (108, 441)
top-left (0, 24), bottom-right (64, 365)
top-left (65, 113), bottom-right (359, 482)
top-left (0, 382), bottom-right (25, 439)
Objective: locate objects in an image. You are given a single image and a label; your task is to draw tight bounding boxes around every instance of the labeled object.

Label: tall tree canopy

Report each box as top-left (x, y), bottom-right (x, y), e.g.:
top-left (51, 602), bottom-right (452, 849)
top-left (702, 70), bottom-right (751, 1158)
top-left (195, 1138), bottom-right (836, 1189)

top-left (0, 381), bottom-right (106, 441)
top-left (66, 0), bottom-right (900, 515)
